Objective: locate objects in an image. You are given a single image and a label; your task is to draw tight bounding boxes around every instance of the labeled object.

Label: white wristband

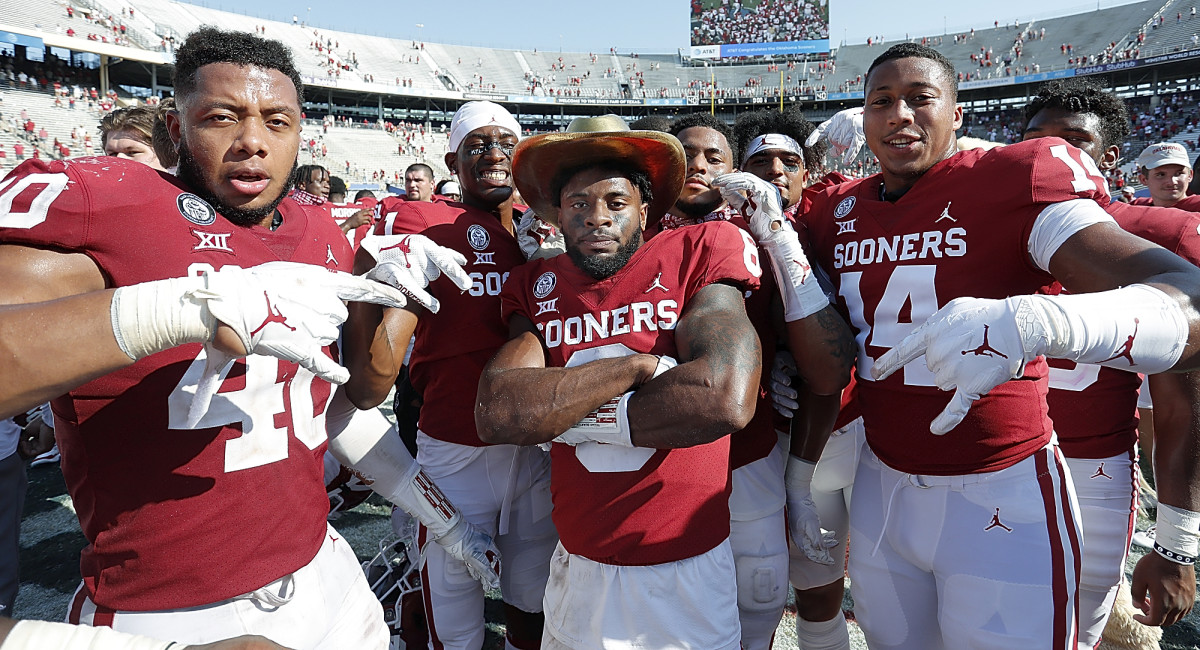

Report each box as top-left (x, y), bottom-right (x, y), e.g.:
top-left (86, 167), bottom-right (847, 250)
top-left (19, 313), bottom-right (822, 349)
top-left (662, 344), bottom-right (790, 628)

top-left (763, 226), bottom-right (830, 322)
top-left (3, 619), bottom-right (175, 650)
top-left (1155, 503), bottom-right (1200, 565)
top-left (110, 276), bottom-right (215, 360)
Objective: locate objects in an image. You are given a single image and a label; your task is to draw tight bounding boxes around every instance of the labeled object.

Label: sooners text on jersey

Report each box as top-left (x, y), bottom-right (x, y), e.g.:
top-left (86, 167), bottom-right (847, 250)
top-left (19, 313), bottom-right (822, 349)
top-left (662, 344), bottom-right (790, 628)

top-left (803, 138), bottom-right (1110, 475)
top-left (501, 221), bottom-right (761, 565)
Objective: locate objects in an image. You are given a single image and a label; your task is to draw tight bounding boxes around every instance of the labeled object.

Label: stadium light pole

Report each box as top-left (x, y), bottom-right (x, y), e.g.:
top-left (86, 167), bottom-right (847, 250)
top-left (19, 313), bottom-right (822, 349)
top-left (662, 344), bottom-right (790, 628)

top-left (416, 23), bottom-right (424, 44)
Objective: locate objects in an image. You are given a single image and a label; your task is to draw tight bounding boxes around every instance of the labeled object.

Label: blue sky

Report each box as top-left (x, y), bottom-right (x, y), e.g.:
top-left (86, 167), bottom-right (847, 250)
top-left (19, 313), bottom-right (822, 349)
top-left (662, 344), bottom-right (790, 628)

top-left (182, 0), bottom-right (1143, 53)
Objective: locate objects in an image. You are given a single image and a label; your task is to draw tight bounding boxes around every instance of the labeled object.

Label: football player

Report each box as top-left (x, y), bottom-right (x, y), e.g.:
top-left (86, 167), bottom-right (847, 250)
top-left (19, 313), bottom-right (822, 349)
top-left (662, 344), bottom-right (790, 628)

top-left (0, 28), bottom-right (496, 648)
top-left (729, 107), bottom-right (862, 650)
top-left (1020, 76), bottom-right (1200, 647)
top-left (344, 101), bottom-right (559, 650)
top-left (659, 112), bottom-right (854, 650)
top-left (797, 43), bottom-right (1200, 648)
top-left (476, 117), bottom-right (762, 650)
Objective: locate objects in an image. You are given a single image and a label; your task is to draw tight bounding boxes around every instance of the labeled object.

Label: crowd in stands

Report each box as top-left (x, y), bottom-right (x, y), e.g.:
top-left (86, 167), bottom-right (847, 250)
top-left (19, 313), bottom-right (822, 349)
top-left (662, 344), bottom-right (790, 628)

top-left (691, 0), bottom-right (829, 46)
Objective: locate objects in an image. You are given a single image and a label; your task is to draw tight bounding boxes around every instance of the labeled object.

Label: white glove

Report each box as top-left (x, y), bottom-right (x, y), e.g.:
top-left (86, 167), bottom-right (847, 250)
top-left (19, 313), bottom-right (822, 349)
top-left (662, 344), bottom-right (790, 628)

top-left (769, 351), bottom-right (799, 418)
top-left (390, 461), bottom-right (501, 590)
top-left (552, 356), bottom-right (678, 447)
top-left (873, 286), bottom-right (1188, 435)
top-left (434, 516), bottom-right (503, 591)
top-left (360, 234), bottom-right (473, 313)
top-left (111, 262), bottom-right (410, 428)
top-left (712, 172), bottom-right (829, 321)
top-left (785, 454), bottom-right (838, 565)
top-left (806, 107), bottom-right (865, 166)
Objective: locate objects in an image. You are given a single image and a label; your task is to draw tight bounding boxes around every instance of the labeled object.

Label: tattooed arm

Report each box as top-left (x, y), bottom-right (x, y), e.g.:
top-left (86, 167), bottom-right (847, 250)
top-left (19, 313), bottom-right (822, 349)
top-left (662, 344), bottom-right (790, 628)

top-left (625, 281), bottom-right (762, 448)
top-left (784, 303), bottom-right (855, 396)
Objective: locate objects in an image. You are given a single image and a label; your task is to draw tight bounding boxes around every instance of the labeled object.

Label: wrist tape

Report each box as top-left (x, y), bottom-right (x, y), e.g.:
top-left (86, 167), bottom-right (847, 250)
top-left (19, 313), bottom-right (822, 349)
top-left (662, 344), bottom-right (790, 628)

top-left (1155, 503), bottom-right (1200, 565)
top-left (764, 225), bottom-right (829, 322)
top-left (110, 276), bottom-right (215, 360)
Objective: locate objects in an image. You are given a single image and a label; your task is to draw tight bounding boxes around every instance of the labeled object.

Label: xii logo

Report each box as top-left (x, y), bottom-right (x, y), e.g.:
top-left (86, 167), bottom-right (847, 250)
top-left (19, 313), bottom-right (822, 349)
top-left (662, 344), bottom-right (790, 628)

top-left (192, 230), bottom-right (233, 253)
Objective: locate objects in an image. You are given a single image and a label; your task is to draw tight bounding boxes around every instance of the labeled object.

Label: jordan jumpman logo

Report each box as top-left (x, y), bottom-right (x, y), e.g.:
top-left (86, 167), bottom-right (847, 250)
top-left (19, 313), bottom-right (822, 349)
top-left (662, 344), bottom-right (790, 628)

top-left (379, 235), bottom-right (414, 268)
top-left (1091, 463), bottom-right (1113, 479)
top-left (249, 292), bottom-right (297, 337)
top-left (935, 201), bottom-right (956, 222)
top-left (1098, 318), bottom-right (1139, 366)
top-left (645, 272), bottom-right (669, 293)
top-left (325, 244), bottom-right (338, 266)
top-left (961, 324), bottom-right (1008, 358)
top-left (984, 508), bottom-right (1013, 532)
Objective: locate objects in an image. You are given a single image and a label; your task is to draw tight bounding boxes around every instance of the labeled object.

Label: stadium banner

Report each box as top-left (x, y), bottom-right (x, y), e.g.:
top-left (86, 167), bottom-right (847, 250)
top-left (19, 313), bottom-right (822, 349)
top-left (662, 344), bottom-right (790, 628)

top-left (510, 95), bottom-right (559, 103)
top-left (0, 30), bottom-right (43, 50)
top-left (1014, 68), bottom-right (1075, 84)
top-left (1139, 47), bottom-right (1200, 66)
top-left (1075, 59), bottom-right (1139, 75)
top-left (556, 97), bottom-right (644, 105)
top-left (645, 98), bottom-right (690, 105)
top-left (825, 91), bottom-right (863, 101)
top-left (464, 92), bottom-right (508, 101)
top-left (959, 76), bottom-right (1016, 90)
top-left (690, 0), bottom-right (831, 59)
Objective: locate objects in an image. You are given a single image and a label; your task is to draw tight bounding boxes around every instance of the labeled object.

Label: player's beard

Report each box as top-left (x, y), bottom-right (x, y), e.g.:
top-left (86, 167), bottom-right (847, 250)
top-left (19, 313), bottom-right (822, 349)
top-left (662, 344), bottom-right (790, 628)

top-left (176, 136), bottom-right (295, 227)
top-left (568, 229), bottom-right (643, 281)
top-left (673, 192), bottom-right (724, 220)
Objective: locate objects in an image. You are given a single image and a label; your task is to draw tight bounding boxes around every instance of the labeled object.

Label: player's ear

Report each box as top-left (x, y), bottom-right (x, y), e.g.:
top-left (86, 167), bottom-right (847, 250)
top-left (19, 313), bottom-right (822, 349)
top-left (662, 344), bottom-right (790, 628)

top-left (444, 152), bottom-right (457, 176)
top-left (638, 198), bottom-right (648, 230)
top-left (951, 104), bottom-right (964, 131)
top-left (1098, 145), bottom-right (1120, 171)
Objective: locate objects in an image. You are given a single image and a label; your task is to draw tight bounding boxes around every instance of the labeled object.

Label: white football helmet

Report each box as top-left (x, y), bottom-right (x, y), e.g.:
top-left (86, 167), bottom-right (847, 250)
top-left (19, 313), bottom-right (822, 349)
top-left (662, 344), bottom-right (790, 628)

top-left (363, 529), bottom-right (422, 613)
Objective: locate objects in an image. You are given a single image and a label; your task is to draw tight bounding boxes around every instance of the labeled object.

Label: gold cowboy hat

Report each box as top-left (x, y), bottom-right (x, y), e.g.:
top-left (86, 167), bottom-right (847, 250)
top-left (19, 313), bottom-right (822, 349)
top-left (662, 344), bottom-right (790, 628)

top-left (512, 114), bottom-right (685, 228)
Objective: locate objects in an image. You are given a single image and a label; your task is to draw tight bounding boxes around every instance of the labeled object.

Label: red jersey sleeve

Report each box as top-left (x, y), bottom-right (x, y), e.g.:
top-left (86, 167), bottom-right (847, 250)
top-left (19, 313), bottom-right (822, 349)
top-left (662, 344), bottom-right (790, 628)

top-left (1004, 137), bottom-right (1111, 208)
top-left (685, 221), bottom-right (763, 302)
top-left (0, 158), bottom-right (97, 251)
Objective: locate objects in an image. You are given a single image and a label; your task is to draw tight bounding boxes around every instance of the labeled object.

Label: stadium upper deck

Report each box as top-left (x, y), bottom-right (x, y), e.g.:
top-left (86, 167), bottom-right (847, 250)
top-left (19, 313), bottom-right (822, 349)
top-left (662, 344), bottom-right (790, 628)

top-left (2, 0), bottom-right (1198, 112)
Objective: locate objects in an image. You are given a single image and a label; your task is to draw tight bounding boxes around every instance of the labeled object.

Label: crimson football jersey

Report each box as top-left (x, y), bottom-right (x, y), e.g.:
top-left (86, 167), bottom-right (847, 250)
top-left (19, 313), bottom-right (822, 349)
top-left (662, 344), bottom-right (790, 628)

top-left (803, 138), bottom-right (1110, 475)
top-left (1046, 201), bottom-right (1200, 459)
top-left (0, 158), bottom-right (351, 610)
top-left (330, 196), bottom-right (377, 251)
top-left (375, 199), bottom-right (524, 446)
top-left (1130, 194), bottom-right (1200, 212)
top-left (652, 216), bottom-right (777, 470)
top-left (501, 221), bottom-right (762, 565)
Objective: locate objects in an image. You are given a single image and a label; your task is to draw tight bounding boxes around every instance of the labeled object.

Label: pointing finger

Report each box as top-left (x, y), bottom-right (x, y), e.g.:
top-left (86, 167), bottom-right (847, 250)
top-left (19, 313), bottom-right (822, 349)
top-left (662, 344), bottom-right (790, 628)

top-left (872, 321), bottom-right (933, 380)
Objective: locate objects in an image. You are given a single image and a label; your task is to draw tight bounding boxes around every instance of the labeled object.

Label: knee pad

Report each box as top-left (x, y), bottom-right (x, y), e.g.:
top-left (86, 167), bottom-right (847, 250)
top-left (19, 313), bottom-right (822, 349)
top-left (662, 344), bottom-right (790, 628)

top-left (735, 550), bottom-right (789, 613)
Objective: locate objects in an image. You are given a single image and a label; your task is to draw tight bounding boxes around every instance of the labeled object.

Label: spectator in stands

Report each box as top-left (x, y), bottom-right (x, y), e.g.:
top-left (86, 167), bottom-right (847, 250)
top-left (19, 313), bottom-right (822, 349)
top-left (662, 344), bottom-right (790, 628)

top-left (1135, 142), bottom-right (1200, 210)
top-left (402, 162), bottom-right (435, 202)
top-left (12, 142), bottom-right (23, 161)
top-left (328, 176), bottom-right (348, 203)
top-left (99, 106), bottom-right (166, 171)
top-left (293, 163), bottom-right (331, 202)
